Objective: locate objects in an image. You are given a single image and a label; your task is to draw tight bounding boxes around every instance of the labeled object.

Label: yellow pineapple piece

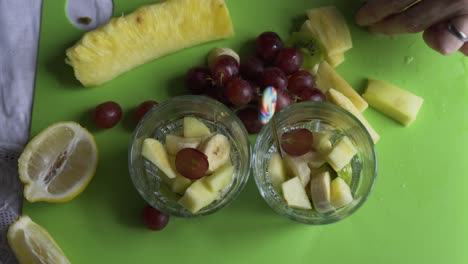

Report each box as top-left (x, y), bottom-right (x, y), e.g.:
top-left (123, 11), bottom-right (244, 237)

top-left (327, 53), bottom-right (345, 68)
top-left (66, 0), bottom-right (234, 87)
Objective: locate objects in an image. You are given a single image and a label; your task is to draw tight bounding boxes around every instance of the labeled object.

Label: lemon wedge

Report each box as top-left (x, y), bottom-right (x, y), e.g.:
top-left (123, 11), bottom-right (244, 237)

top-left (7, 215), bottom-right (71, 264)
top-left (18, 121), bottom-right (98, 202)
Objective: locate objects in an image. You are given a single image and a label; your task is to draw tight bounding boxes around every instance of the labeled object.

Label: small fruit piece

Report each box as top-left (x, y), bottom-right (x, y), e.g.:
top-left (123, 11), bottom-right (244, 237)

top-left (309, 171), bottom-right (333, 213)
top-left (93, 101), bottom-right (122, 128)
top-left (211, 54), bottom-right (240, 86)
top-left (135, 100), bottom-right (158, 123)
top-left (204, 164), bottom-right (234, 192)
top-left (297, 88), bottom-right (326, 102)
top-left (315, 61), bottom-right (368, 112)
top-left (175, 148), bottom-right (209, 179)
top-left (18, 122), bottom-right (98, 202)
top-left (312, 131), bottom-right (332, 154)
top-left (286, 31), bottom-right (325, 70)
top-left (167, 155), bottom-right (193, 194)
top-left (281, 128), bottom-right (313, 156)
top-left (224, 77), bottom-right (254, 106)
top-left (260, 67), bottom-right (288, 90)
top-left (208, 47), bottom-right (240, 68)
top-left (327, 88), bottom-right (380, 143)
top-left (275, 89), bottom-right (293, 112)
top-left (326, 136), bottom-right (357, 171)
top-left (198, 133), bottom-right (231, 173)
top-left (165, 134), bottom-right (204, 156)
top-left (337, 162), bottom-right (353, 186)
top-left (66, 0), bottom-right (234, 87)
top-left (284, 152), bottom-right (323, 187)
top-left (183, 117), bottom-right (211, 138)
top-left (268, 152), bottom-right (288, 192)
top-left (282, 177), bottom-right (312, 210)
top-left (186, 67), bottom-right (212, 94)
top-left (237, 107), bottom-right (264, 134)
top-left (362, 79), bottom-right (424, 126)
top-left (274, 47), bottom-right (303, 75)
top-left (178, 179), bottom-right (219, 213)
top-left (330, 177), bottom-right (353, 209)
top-left (240, 56), bottom-right (264, 82)
top-left (308, 162), bottom-right (336, 179)
top-left (327, 52), bottom-right (345, 68)
top-left (305, 6), bottom-right (352, 55)
top-left (7, 216), bottom-right (71, 264)
top-left (256, 31), bottom-right (284, 62)
top-left (287, 70), bottom-right (317, 95)
top-left (142, 205), bottom-right (170, 231)
top-left (142, 138), bottom-right (176, 179)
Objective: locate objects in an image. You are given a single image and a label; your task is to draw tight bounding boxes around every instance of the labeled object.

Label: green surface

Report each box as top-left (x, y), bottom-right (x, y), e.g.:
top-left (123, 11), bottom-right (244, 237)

top-left (25, 0), bottom-right (468, 263)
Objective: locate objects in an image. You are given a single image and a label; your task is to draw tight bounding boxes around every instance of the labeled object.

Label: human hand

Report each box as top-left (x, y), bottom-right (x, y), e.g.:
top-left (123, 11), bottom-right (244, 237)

top-left (355, 0), bottom-right (468, 56)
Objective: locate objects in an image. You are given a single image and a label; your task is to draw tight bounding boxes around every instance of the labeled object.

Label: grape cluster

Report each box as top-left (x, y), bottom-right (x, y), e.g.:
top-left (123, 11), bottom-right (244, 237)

top-left (185, 31), bottom-right (326, 134)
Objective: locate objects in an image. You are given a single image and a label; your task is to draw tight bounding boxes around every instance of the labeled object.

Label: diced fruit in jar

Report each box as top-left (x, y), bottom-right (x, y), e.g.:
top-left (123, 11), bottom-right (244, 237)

top-left (178, 178), bottom-right (220, 213)
top-left (183, 117), bottom-right (211, 138)
top-left (175, 148), bottom-right (209, 180)
top-left (282, 177), bottom-right (312, 210)
top-left (326, 136), bottom-right (357, 172)
top-left (142, 138), bottom-right (176, 179)
top-left (268, 152), bottom-right (288, 192)
top-left (165, 134), bottom-right (204, 156)
top-left (281, 128), bottom-right (313, 156)
top-left (204, 164), bottom-right (234, 192)
top-left (312, 131), bottom-right (332, 154)
top-left (362, 79), bottom-right (424, 126)
top-left (309, 171), bottom-right (333, 213)
top-left (284, 152), bottom-right (315, 187)
top-left (198, 133), bottom-right (231, 173)
top-left (337, 162), bottom-right (353, 186)
top-left (330, 177), bottom-right (353, 209)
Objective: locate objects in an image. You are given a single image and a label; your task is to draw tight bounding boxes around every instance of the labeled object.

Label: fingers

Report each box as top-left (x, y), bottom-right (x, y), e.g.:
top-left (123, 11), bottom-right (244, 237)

top-left (368, 0), bottom-right (467, 35)
top-left (356, 0), bottom-right (420, 26)
top-left (423, 15), bottom-right (468, 55)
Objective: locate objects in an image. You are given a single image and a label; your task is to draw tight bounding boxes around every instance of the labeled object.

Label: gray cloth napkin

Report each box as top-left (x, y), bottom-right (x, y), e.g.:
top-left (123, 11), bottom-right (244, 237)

top-left (0, 0), bottom-right (42, 263)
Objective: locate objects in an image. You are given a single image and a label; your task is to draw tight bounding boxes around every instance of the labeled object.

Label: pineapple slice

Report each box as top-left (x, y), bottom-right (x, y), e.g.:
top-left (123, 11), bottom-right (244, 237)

top-left (66, 0), bottom-right (234, 87)
top-left (362, 79), bottom-right (424, 126)
top-left (315, 61), bottom-right (368, 112)
top-left (326, 136), bottom-right (357, 171)
top-left (327, 53), bottom-right (345, 68)
top-left (327, 88), bottom-right (380, 144)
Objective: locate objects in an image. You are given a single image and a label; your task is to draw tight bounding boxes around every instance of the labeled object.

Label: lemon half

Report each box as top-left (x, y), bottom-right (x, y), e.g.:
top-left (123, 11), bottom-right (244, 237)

top-left (7, 215), bottom-right (71, 264)
top-left (19, 122), bottom-right (98, 202)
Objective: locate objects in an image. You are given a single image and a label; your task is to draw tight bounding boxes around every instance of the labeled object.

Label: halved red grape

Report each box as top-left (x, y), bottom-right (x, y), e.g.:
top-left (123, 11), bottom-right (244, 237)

top-left (134, 100), bottom-right (158, 123)
top-left (186, 67), bottom-right (212, 94)
top-left (93, 101), bottom-right (122, 129)
top-left (275, 89), bottom-right (292, 112)
top-left (260, 67), bottom-right (288, 90)
top-left (256, 32), bottom-right (284, 62)
top-left (240, 56), bottom-right (264, 82)
top-left (281, 128), bottom-right (313, 156)
top-left (287, 70), bottom-right (316, 95)
top-left (274, 47), bottom-right (303, 75)
top-left (175, 148), bottom-right (209, 179)
top-left (211, 55), bottom-right (239, 86)
top-left (224, 78), bottom-right (254, 106)
top-left (236, 107), bottom-right (263, 134)
top-left (142, 205), bottom-right (169, 231)
top-left (297, 88), bottom-right (326, 102)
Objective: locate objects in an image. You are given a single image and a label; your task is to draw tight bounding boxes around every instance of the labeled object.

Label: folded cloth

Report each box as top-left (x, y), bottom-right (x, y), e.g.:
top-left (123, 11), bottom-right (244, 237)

top-left (0, 0), bottom-right (42, 263)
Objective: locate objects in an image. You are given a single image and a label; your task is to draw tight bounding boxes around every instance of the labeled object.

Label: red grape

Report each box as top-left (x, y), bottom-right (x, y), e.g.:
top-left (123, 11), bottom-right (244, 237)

top-left (281, 128), bottom-right (313, 156)
top-left (275, 89), bottom-right (292, 112)
top-left (260, 67), bottom-right (288, 90)
top-left (274, 47), bottom-right (303, 75)
top-left (224, 78), bottom-right (254, 106)
top-left (186, 67), bottom-right (212, 94)
top-left (297, 88), bottom-right (326, 102)
top-left (236, 107), bottom-right (263, 134)
top-left (93, 101), bottom-right (122, 129)
top-left (175, 148), bottom-right (209, 179)
top-left (256, 32), bottom-right (284, 62)
top-left (287, 70), bottom-right (316, 95)
top-left (240, 56), bottom-right (264, 82)
top-left (142, 205), bottom-right (169, 231)
top-left (211, 55), bottom-right (239, 86)
top-left (134, 100), bottom-right (158, 123)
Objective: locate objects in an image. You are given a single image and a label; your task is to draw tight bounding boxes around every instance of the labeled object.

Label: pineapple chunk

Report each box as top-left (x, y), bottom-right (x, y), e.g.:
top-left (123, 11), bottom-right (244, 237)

top-left (305, 6), bottom-right (352, 55)
top-left (327, 89), bottom-right (380, 144)
top-left (66, 0), bottom-right (234, 87)
top-left (142, 138), bottom-right (176, 178)
top-left (268, 152), bottom-right (288, 192)
top-left (282, 177), bottom-right (312, 210)
top-left (326, 136), bottom-right (357, 171)
top-left (327, 53), bottom-right (345, 68)
top-left (204, 164), bottom-right (234, 192)
top-left (184, 117), bottom-right (211, 138)
top-left (362, 79), bottom-right (424, 126)
top-left (316, 61), bottom-right (368, 112)
top-left (178, 179), bottom-right (219, 213)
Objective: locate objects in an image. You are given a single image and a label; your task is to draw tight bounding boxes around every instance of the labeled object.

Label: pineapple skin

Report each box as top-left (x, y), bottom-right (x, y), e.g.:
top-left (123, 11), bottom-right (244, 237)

top-left (66, 0), bottom-right (234, 87)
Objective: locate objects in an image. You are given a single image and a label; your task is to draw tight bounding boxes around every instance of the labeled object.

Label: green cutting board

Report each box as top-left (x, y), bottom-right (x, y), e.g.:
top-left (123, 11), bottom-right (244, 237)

top-left (25, 0), bottom-right (468, 263)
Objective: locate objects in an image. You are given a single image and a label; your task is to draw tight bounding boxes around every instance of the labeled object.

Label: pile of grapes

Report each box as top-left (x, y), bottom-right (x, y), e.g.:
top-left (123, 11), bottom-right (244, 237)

top-left (185, 31), bottom-right (326, 134)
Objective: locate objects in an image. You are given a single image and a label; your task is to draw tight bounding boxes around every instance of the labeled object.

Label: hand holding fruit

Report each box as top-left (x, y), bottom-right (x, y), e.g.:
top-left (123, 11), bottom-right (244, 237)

top-left (356, 0), bottom-right (468, 55)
